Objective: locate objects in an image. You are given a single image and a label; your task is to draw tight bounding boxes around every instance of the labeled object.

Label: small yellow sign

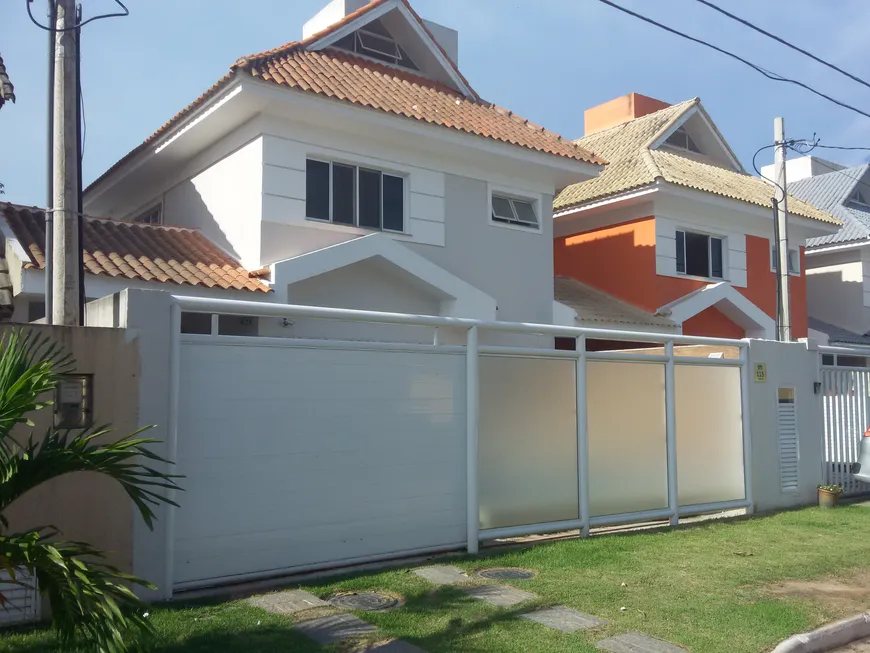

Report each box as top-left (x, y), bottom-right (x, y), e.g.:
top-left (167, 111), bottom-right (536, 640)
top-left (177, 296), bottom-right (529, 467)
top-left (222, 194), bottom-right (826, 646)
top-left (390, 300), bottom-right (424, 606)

top-left (754, 363), bottom-right (767, 383)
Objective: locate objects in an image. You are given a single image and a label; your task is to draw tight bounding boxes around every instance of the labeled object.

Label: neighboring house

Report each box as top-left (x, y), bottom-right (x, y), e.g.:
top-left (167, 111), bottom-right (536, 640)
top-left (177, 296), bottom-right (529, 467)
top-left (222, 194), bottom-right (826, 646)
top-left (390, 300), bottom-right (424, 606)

top-left (76, 0), bottom-right (602, 340)
top-left (0, 202), bottom-right (272, 329)
top-left (552, 93), bottom-right (839, 341)
top-left (773, 156), bottom-right (870, 348)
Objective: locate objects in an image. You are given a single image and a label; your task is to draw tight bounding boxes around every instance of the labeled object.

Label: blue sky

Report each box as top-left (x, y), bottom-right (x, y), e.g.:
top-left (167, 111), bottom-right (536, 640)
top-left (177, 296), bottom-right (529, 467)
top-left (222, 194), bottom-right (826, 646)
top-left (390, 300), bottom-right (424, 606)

top-left (2, 0), bottom-right (870, 208)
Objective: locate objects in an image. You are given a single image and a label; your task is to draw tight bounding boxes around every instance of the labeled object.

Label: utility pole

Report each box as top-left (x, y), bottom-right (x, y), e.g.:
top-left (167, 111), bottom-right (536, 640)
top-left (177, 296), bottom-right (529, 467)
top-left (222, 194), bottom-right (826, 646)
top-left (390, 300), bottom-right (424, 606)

top-left (774, 117), bottom-right (791, 342)
top-left (51, 0), bottom-right (80, 326)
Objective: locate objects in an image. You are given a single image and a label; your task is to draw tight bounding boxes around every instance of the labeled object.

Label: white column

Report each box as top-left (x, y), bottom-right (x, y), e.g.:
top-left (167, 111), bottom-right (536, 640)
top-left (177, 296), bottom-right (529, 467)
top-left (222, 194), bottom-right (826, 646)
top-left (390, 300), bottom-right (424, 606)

top-left (466, 325), bottom-right (479, 554)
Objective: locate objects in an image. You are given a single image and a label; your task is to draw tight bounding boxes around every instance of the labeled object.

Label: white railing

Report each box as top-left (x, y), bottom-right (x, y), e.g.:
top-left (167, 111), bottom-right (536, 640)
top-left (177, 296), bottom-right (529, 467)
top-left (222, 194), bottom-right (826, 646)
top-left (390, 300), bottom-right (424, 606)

top-left (820, 345), bottom-right (870, 495)
top-left (167, 295), bottom-right (753, 590)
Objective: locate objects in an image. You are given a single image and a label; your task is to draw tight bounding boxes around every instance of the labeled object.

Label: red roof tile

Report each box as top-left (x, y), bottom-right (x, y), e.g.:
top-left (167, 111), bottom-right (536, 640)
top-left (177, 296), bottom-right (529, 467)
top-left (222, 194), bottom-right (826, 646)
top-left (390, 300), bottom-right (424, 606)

top-left (87, 0), bottom-right (602, 192)
top-left (0, 203), bottom-right (269, 293)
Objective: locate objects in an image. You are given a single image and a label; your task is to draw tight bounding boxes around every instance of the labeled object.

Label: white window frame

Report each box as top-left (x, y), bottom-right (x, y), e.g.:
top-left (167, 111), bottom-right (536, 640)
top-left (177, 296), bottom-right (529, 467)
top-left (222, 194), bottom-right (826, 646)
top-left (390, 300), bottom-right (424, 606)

top-left (130, 202), bottom-right (163, 225)
top-left (675, 228), bottom-right (726, 280)
top-left (305, 157), bottom-right (408, 235)
top-left (770, 245), bottom-right (801, 276)
top-left (487, 185), bottom-right (543, 234)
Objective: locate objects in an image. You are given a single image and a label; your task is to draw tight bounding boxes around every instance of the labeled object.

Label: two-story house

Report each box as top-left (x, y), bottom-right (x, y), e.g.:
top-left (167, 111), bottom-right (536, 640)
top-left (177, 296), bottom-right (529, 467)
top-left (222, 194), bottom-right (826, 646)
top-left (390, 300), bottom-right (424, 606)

top-left (551, 93), bottom-right (839, 342)
top-left (775, 155), bottom-right (870, 349)
top-left (1, 0), bottom-right (602, 340)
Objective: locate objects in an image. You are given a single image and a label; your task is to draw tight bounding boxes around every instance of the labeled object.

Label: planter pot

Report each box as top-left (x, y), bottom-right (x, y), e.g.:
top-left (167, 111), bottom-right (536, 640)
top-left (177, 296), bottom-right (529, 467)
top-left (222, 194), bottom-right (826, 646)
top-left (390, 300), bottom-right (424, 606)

top-left (818, 488), bottom-right (839, 508)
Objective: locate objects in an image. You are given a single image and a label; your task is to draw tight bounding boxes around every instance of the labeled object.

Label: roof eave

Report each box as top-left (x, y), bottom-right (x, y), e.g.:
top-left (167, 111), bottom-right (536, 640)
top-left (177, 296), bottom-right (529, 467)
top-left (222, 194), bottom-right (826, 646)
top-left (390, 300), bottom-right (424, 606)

top-left (246, 75), bottom-right (603, 179)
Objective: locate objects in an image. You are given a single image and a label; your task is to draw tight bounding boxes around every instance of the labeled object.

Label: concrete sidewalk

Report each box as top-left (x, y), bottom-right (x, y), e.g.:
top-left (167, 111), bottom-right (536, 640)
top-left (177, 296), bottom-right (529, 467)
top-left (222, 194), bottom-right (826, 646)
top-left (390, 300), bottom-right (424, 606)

top-left (831, 640), bottom-right (870, 652)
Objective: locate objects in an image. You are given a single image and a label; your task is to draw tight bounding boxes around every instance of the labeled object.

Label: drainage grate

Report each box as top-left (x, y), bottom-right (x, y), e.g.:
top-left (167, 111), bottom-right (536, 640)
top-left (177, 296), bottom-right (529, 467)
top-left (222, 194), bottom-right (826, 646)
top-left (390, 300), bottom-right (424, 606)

top-left (477, 567), bottom-right (537, 580)
top-left (328, 592), bottom-right (400, 612)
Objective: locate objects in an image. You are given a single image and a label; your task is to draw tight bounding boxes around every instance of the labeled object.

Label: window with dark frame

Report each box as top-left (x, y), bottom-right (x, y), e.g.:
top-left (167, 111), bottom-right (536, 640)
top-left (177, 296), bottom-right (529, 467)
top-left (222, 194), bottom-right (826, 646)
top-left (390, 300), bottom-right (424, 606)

top-left (132, 205), bottom-right (162, 225)
top-left (664, 127), bottom-right (702, 154)
top-left (306, 159), bottom-right (405, 232)
top-left (675, 230), bottom-right (724, 279)
top-left (332, 19), bottom-right (419, 70)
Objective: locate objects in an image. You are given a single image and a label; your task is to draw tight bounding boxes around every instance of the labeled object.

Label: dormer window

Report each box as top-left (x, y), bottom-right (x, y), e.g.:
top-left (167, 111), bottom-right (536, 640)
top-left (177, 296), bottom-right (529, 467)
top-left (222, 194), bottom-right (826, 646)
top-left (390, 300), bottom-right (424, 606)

top-left (665, 127), bottom-right (702, 154)
top-left (132, 204), bottom-right (162, 225)
top-left (851, 188), bottom-right (870, 208)
top-left (333, 19), bottom-right (419, 70)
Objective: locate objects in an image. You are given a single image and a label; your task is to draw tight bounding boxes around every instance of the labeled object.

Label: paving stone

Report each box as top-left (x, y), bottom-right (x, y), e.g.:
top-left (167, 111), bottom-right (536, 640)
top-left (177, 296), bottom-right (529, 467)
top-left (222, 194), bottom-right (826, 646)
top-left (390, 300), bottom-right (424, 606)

top-left (594, 632), bottom-right (687, 652)
top-left (520, 605), bottom-right (607, 632)
top-left (246, 589), bottom-right (328, 615)
top-left (462, 584), bottom-right (537, 607)
top-left (294, 613), bottom-right (377, 645)
top-left (363, 640), bottom-right (428, 652)
top-left (413, 565), bottom-right (471, 586)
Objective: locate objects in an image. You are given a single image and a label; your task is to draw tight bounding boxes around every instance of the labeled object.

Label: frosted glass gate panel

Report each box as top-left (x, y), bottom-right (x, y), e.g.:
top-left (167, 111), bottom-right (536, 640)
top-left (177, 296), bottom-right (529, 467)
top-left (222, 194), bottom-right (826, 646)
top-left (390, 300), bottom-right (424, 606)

top-left (478, 356), bottom-right (578, 529)
top-left (587, 361), bottom-right (667, 517)
top-left (675, 365), bottom-right (745, 506)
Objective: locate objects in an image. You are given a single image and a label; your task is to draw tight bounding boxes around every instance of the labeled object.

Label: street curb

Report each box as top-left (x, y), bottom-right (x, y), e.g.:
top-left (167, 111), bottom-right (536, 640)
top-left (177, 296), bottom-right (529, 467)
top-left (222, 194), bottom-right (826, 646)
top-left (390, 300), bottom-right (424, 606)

top-left (772, 612), bottom-right (870, 652)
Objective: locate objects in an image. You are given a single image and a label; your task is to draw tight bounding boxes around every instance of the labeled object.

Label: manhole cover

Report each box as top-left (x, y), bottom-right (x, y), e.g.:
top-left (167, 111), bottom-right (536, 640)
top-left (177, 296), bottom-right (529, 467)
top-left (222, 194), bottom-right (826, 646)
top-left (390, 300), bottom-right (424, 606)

top-left (328, 592), bottom-right (400, 611)
top-left (477, 567), bottom-right (537, 580)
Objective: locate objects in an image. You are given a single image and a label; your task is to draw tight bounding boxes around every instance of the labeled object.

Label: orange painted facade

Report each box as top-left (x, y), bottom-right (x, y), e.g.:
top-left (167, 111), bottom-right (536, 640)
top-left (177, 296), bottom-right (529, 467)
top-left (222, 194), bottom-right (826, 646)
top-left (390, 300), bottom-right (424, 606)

top-left (554, 217), bottom-right (808, 338)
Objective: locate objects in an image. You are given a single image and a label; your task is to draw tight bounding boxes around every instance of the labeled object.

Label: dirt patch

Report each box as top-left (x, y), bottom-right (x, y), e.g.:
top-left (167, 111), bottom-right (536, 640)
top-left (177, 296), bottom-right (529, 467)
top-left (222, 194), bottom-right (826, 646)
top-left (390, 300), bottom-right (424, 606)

top-left (767, 571), bottom-right (870, 613)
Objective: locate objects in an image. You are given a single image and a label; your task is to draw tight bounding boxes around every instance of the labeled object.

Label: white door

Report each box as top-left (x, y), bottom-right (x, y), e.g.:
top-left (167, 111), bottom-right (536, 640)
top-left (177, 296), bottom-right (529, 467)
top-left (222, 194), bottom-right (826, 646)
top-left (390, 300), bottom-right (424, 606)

top-left (174, 339), bottom-right (467, 588)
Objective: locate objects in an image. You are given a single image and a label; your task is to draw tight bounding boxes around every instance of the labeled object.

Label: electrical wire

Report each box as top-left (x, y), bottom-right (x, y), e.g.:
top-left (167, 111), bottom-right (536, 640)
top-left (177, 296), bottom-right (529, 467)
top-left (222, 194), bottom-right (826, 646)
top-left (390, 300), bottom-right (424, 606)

top-left (594, 0), bottom-right (870, 121)
top-left (786, 143), bottom-right (870, 195)
top-left (26, 0), bottom-right (128, 32)
top-left (693, 0), bottom-right (870, 92)
top-left (752, 142), bottom-right (787, 196)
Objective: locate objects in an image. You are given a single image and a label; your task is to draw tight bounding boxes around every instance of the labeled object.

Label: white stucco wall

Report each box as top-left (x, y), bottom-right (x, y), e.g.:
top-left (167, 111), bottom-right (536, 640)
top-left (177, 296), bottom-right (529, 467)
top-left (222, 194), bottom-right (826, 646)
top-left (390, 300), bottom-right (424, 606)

top-left (748, 339), bottom-right (823, 512)
top-left (163, 138), bottom-right (264, 270)
top-left (806, 248), bottom-right (868, 334)
top-left (261, 258), bottom-right (441, 343)
top-left (408, 174), bottom-right (554, 325)
top-left (86, 109), bottom-right (566, 327)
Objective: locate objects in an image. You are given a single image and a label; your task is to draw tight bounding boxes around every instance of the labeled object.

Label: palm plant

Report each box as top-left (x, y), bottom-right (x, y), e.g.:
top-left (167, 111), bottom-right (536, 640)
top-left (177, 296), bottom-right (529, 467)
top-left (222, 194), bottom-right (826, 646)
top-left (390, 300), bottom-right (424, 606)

top-left (0, 329), bottom-right (181, 652)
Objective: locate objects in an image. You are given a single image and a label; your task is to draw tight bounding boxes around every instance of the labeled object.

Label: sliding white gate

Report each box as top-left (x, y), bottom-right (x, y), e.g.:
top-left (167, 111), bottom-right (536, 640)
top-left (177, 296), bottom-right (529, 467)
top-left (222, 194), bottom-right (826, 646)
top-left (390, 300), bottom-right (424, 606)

top-left (820, 347), bottom-right (870, 495)
top-left (166, 296), bottom-right (753, 592)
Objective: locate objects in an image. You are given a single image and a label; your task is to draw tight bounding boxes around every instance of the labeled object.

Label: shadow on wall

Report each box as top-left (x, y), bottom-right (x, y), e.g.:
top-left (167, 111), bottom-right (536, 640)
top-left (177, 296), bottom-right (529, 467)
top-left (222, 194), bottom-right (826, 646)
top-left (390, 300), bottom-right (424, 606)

top-left (806, 268), bottom-right (865, 334)
top-left (555, 221), bottom-right (658, 312)
top-left (164, 180), bottom-right (240, 264)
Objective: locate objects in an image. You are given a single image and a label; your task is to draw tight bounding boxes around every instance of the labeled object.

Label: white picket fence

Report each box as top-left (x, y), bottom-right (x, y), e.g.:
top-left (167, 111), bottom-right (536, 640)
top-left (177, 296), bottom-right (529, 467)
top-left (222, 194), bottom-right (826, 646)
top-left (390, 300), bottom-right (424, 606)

top-left (820, 348), bottom-right (870, 496)
top-left (0, 568), bottom-right (39, 627)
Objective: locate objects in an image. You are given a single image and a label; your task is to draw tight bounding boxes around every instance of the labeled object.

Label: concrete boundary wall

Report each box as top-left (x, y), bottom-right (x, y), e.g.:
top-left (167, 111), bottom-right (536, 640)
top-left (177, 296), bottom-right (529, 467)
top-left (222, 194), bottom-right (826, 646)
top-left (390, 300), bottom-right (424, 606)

top-left (2, 323), bottom-right (141, 616)
top-left (80, 290), bottom-right (827, 598)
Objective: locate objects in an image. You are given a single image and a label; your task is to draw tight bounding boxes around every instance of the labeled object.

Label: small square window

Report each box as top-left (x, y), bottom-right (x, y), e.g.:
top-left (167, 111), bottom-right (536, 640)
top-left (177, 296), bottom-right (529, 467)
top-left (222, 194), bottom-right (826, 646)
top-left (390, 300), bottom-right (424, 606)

top-left (491, 194), bottom-right (538, 229)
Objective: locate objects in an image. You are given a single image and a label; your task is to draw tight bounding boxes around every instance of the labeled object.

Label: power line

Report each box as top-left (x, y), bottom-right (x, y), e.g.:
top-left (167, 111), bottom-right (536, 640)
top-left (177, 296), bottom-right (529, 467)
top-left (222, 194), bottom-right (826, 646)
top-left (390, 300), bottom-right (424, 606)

top-left (787, 144), bottom-right (870, 196)
top-left (594, 0), bottom-right (870, 121)
top-left (26, 0), bottom-right (129, 32)
top-left (693, 0), bottom-right (870, 92)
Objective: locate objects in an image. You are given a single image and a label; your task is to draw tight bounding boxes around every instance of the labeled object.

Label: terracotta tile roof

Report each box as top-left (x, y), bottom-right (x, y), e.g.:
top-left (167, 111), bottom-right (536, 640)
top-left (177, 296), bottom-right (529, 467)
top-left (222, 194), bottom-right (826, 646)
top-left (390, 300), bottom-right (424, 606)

top-left (244, 48), bottom-right (602, 164)
top-left (555, 276), bottom-right (676, 329)
top-left (87, 0), bottom-right (601, 192)
top-left (0, 203), bottom-right (269, 293)
top-left (554, 98), bottom-right (840, 225)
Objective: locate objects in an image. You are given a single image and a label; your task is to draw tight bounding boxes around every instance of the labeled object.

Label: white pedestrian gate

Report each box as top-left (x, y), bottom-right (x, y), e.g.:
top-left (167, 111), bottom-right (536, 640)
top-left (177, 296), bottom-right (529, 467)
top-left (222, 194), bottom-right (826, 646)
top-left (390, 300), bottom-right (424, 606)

top-left (820, 352), bottom-right (870, 496)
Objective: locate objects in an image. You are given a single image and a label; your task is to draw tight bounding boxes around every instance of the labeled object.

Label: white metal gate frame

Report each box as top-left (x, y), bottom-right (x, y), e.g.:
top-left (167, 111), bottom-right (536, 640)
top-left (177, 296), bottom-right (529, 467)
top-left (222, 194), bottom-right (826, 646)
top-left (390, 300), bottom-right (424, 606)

top-left (819, 345), bottom-right (870, 495)
top-left (165, 295), bottom-right (753, 593)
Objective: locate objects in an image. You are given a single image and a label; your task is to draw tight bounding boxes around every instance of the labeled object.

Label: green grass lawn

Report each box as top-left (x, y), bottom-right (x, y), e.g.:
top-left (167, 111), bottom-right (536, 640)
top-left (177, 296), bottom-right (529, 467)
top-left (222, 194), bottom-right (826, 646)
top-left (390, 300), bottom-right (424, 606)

top-left (5, 506), bottom-right (870, 652)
